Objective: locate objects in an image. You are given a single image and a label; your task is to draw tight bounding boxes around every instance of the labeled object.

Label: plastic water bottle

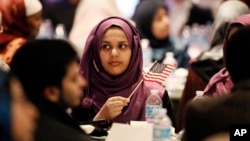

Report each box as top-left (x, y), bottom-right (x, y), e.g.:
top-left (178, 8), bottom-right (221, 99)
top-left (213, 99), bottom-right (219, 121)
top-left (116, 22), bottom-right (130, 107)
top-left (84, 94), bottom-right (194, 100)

top-left (36, 19), bottom-right (54, 39)
top-left (163, 52), bottom-right (177, 95)
top-left (54, 23), bottom-right (67, 39)
top-left (141, 39), bottom-right (152, 72)
top-left (145, 89), bottom-right (163, 123)
top-left (163, 52), bottom-right (177, 65)
top-left (153, 108), bottom-right (172, 141)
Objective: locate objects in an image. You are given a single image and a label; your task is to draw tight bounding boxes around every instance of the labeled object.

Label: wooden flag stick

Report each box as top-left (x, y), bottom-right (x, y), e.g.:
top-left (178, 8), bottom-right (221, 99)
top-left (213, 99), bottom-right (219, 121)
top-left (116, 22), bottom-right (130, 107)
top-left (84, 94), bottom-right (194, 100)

top-left (128, 60), bottom-right (158, 99)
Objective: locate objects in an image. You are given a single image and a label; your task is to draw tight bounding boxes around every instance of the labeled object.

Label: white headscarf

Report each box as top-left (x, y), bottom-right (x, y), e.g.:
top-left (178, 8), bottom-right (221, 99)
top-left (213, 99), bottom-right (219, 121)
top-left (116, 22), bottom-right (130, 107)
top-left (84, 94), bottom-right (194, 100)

top-left (24, 0), bottom-right (42, 16)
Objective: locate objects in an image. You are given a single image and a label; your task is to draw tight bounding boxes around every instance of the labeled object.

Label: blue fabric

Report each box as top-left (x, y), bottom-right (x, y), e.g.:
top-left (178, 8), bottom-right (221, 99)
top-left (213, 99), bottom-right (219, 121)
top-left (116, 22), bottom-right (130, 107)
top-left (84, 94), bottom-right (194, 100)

top-left (0, 71), bottom-right (11, 141)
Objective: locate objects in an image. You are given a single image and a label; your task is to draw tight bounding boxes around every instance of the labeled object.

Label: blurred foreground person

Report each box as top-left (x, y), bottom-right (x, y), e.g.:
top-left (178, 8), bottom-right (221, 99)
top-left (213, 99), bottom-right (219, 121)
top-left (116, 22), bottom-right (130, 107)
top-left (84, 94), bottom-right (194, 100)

top-left (182, 23), bottom-right (250, 141)
top-left (203, 14), bottom-right (250, 96)
top-left (10, 39), bottom-right (94, 141)
top-left (177, 0), bottom-right (250, 132)
top-left (0, 70), bottom-right (38, 141)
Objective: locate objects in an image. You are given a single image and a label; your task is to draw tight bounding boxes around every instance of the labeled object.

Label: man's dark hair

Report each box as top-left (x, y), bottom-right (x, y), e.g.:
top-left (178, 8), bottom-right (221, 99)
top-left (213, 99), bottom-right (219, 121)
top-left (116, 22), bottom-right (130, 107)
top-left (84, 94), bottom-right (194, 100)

top-left (225, 26), bottom-right (250, 84)
top-left (10, 39), bottom-right (78, 103)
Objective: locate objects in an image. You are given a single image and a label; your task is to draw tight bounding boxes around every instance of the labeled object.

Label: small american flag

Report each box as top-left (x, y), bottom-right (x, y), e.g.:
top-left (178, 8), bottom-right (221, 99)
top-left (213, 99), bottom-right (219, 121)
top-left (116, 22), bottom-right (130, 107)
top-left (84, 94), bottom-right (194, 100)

top-left (128, 61), bottom-right (176, 99)
top-left (143, 62), bottom-right (176, 84)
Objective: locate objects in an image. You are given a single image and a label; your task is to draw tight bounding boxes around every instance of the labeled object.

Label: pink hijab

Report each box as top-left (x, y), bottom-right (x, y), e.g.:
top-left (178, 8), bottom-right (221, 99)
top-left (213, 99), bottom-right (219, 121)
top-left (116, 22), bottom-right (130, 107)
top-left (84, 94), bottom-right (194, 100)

top-left (79, 17), bottom-right (164, 123)
top-left (203, 14), bottom-right (250, 96)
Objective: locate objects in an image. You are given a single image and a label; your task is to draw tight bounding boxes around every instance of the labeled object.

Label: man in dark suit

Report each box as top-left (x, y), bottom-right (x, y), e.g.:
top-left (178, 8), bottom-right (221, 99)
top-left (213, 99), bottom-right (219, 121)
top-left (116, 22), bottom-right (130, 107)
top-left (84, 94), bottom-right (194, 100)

top-left (181, 25), bottom-right (250, 141)
top-left (10, 39), bottom-right (94, 141)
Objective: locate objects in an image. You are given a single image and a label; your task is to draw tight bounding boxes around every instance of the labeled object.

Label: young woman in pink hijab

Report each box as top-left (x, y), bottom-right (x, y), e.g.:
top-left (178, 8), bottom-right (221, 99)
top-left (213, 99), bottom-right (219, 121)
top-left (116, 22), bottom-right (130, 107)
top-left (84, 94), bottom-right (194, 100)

top-left (73, 16), bottom-right (175, 126)
top-left (0, 0), bottom-right (43, 64)
top-left (203, 14), bottom-right (250, 96)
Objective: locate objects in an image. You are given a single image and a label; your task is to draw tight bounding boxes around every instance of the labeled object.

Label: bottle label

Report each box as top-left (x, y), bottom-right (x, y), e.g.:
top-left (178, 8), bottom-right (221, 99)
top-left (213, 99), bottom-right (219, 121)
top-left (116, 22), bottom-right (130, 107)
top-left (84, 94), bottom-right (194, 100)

top-left (153, 127), bottom-right (171, 139)
top-left (146, 105), bottom-right (162, 117)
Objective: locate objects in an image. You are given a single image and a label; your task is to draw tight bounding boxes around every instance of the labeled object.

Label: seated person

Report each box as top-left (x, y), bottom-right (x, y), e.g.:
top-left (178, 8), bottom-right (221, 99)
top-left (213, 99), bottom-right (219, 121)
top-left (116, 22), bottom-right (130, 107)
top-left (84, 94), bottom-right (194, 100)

top-left (133, 0), bottom-right (176, 63)
top-left (182, 25), bottom-right (250, 141)
top-left (177, 1), bottom-right (250, 131)
top-left (0, 0), bottom-right (43, 64)
top-left (10, 39), bottom-right (94, 141)
top-left (203, 13), bottom-right (250, 96)
top-left (72, 16), bottom-right (175, 127)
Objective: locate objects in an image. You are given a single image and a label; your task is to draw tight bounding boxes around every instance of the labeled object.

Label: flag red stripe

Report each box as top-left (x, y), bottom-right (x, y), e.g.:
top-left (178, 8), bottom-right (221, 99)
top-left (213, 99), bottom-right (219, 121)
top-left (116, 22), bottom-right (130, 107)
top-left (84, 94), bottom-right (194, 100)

top-left (146, 72), bottom-right (170, 77)
top-left (165, 67), bottom-right (175, 71)
top-left (143, 77), bottom-right (165, 84)
top-left (144, 76), bottom-right (165, 81)
top-left (144, 75), bottom-right (166, 81)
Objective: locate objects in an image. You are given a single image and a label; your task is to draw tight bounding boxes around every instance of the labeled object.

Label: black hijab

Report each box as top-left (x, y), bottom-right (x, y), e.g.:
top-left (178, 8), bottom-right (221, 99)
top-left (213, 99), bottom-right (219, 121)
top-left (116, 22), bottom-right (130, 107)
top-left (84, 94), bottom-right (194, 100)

top-left (133, 0), bottom-right (172, 49)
